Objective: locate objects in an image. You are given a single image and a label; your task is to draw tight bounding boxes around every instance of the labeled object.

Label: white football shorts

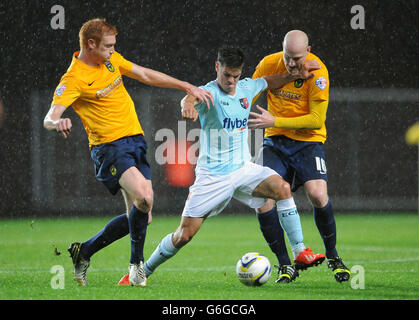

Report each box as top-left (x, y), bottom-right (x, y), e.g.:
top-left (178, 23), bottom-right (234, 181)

top-left (182, 161), bottom-right (278, 218)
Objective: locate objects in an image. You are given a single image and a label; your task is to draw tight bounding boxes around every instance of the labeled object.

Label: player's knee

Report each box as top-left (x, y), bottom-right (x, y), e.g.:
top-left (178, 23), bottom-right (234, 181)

top-left (133, 190), bottom-right (154, 213)
top-left (273, 179), bottom-right (291, 200)
top-left (308, 190), bottom-right (328, 208)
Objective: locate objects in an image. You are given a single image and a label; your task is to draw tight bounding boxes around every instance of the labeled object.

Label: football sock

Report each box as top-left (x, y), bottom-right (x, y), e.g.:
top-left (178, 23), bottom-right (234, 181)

top-left (144, 233), bottom-right (179, 276)
top-left (257, 206), bottom-right (292, 265)
top-left (313, 201), bottom-right (338, 258)
top-left (276, 198), bottom-right (305, 258)
top-left (128, 205), bottom-right (149, 264)
top-left (80, 213), bottom-right (129, 260)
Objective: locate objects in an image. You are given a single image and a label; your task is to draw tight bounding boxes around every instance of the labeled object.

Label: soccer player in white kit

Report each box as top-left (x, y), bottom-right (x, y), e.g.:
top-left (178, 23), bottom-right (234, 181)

top-left (143, 46), bottom-right (324, 283)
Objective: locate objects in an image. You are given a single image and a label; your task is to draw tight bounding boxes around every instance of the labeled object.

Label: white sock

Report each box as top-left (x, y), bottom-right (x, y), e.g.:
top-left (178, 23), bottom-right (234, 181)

top-left (144, 233), bottom-right (178, 276)
top-left (276, 197), bottom-right (296, 211)
top-left (276, 198), bottom-right (305, 257)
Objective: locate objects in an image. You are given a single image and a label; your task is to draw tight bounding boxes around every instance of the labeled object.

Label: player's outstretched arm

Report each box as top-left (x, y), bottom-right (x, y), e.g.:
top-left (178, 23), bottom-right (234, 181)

top-left (264, 59), bottom-right (321, 90)
top-left (126, 63), bottom-right (214, 109)
top-left (249, 100), bottom-right (327, 130)
top-left (181, 95), bottom-right (202, 122)
top-left (43, 104), bottom-right (72, 138)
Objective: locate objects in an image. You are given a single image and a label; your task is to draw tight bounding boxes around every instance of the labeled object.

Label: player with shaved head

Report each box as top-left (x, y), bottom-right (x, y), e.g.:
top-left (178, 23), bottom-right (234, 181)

top-left (249, 30), bottom-right (351, 283)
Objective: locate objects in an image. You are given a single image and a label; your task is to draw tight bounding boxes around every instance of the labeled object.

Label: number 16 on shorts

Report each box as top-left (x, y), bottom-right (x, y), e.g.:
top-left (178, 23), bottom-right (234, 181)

top-left (315, 157), bottom-right (327, 174)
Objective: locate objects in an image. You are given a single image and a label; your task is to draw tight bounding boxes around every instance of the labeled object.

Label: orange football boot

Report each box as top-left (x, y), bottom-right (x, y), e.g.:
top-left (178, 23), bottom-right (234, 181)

top-left (117, 273), bottom-right (130, 286)
top-left (294, 248), bottom-right (326, 271)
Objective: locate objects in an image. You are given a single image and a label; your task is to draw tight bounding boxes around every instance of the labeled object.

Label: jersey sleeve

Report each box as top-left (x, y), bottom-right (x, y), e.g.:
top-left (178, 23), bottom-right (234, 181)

top-left (113, 51), bottom-right (134, 75)
top-left (252, 56), bottom-right (270, 79)
top-left (308, 67), bottom-right (329, 101)
top-left (51, 75), bottom-right (81, 108)
top-left (249, 77), bottom-right (268, 98)
top-left (251, 56), bottom-right (275, 104)
top-left (274, 100), bottom-right (328, 129)
top-left (252, 55), bottom-right (275, 79)
top-left (246, 76), bottom-right (268, 105)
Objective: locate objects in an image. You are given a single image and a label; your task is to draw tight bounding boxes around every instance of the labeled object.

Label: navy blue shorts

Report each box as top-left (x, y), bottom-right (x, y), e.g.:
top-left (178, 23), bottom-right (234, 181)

top-left (90, 135), bottom-right (151, 195)
top-left (257, 135), bottom-right (328, 192)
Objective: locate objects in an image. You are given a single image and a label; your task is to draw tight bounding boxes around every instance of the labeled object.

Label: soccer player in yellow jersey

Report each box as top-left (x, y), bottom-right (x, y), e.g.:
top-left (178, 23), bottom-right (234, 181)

top-left (43, 18), bottom-right (213, 287)
top-left (249, 30), bottom-right (351, 283)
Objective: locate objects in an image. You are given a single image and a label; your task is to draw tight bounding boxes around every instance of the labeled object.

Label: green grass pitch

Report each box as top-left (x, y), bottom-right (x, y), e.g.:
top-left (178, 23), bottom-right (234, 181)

top-left (0, 213), bottom-right (418, 300)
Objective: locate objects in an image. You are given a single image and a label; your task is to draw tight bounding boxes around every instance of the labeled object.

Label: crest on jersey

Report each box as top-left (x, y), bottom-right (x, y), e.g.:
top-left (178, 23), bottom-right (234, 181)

top-left (105, 61), bottom-right (115, 72)
top-left (239, 97), bottom-right (249, 109)
top-left (110, 165), bottom-right (117, 176)
top-left (55, 84), bottom-right (66, 96)
top-left (315, 77), bottom-right (327, 90)
top-left (294, 79), bottom-right (304, 88)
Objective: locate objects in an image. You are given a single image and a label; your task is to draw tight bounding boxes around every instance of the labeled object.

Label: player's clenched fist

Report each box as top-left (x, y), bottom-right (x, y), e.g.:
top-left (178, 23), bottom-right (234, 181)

top-left (56, 118), bottom-right (72, 138)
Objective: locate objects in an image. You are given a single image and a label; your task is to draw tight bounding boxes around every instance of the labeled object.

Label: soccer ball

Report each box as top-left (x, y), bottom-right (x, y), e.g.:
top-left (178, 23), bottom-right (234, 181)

top-left (236, 252), bottom-right (271, 286)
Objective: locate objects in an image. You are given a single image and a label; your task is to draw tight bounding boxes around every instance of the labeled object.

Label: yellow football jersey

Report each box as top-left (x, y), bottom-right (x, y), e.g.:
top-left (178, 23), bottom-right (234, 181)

top-left (51, 51), bottom-right (143, 148)
top-left (252, 51), bottom-right (329, 143)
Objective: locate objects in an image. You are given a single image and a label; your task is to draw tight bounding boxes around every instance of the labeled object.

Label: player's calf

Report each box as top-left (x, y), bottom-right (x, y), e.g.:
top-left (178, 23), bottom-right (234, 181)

top-left (172, 217), bottom-right (204, 248)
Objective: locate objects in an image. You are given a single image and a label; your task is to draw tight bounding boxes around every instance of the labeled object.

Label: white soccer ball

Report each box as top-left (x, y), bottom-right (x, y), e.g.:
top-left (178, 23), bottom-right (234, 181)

top-left (236, 252), bottom-right (271, 286)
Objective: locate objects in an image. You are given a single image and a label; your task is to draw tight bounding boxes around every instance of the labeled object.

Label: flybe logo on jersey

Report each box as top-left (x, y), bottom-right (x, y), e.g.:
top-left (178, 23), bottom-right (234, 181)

top-left (223, 117), bottom-right (248, 131)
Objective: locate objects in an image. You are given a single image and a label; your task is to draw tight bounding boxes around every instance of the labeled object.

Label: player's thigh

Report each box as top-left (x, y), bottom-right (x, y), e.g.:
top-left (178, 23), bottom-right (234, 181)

top-left (304, 179), bottom-right (329, 208)
top-left (90, 135), bottom-right (152, 196)
top-left (119, 166), bottom-right (153, 211)
top-left (182, 171), bottom-right (233, 218)
top-left (232, 162), bottom-right (283, 210)
top-left (291, 142), bottom-right (328, 192)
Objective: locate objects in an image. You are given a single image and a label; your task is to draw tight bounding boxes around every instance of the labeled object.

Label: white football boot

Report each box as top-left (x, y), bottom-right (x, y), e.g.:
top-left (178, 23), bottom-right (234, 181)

top-left (129, 261), bottom-right (147, 287)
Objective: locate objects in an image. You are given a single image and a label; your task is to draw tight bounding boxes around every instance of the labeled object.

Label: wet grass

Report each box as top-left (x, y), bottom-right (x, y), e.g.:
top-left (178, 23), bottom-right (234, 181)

top-left (0, 213), bottom-right (418, 301)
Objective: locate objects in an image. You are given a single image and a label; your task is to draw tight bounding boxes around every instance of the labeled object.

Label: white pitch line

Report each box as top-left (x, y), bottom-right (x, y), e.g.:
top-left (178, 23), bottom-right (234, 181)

top-left (0, 266), bottom-right (234, 274)
top-left (348, 257), bottom-right (419, 264)
top-left (341, 246), bottom-right (419, 253)
top-left (1, 257), bottom-right (418, 275)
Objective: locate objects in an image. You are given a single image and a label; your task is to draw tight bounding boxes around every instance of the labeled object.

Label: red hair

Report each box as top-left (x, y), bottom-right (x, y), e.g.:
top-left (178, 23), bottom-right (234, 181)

top-left (79, 18), bottom-right (117, 49)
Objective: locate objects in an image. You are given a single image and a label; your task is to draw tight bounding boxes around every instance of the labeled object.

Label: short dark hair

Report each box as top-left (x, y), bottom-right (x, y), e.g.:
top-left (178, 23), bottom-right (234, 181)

top-left (217, 46), bottom-right (245, 68)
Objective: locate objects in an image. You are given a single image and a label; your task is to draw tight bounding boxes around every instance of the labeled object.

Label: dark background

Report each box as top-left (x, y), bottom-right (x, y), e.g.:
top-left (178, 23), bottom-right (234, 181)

top-left (0, 0), bottom-right (418, 217)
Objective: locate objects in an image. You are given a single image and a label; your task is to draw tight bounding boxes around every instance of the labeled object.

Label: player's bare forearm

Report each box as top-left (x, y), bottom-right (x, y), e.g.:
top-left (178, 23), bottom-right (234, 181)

top-left (43, 104), bottom-right (72, 138)
top-left (127, 64), bottom-right (214, 108)
top-left (264, 73), bottom-right (295, 90)
top-left (127, 64), bottom-right (182, 88)
top-left (181, 95), bottom-right (200, 122)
